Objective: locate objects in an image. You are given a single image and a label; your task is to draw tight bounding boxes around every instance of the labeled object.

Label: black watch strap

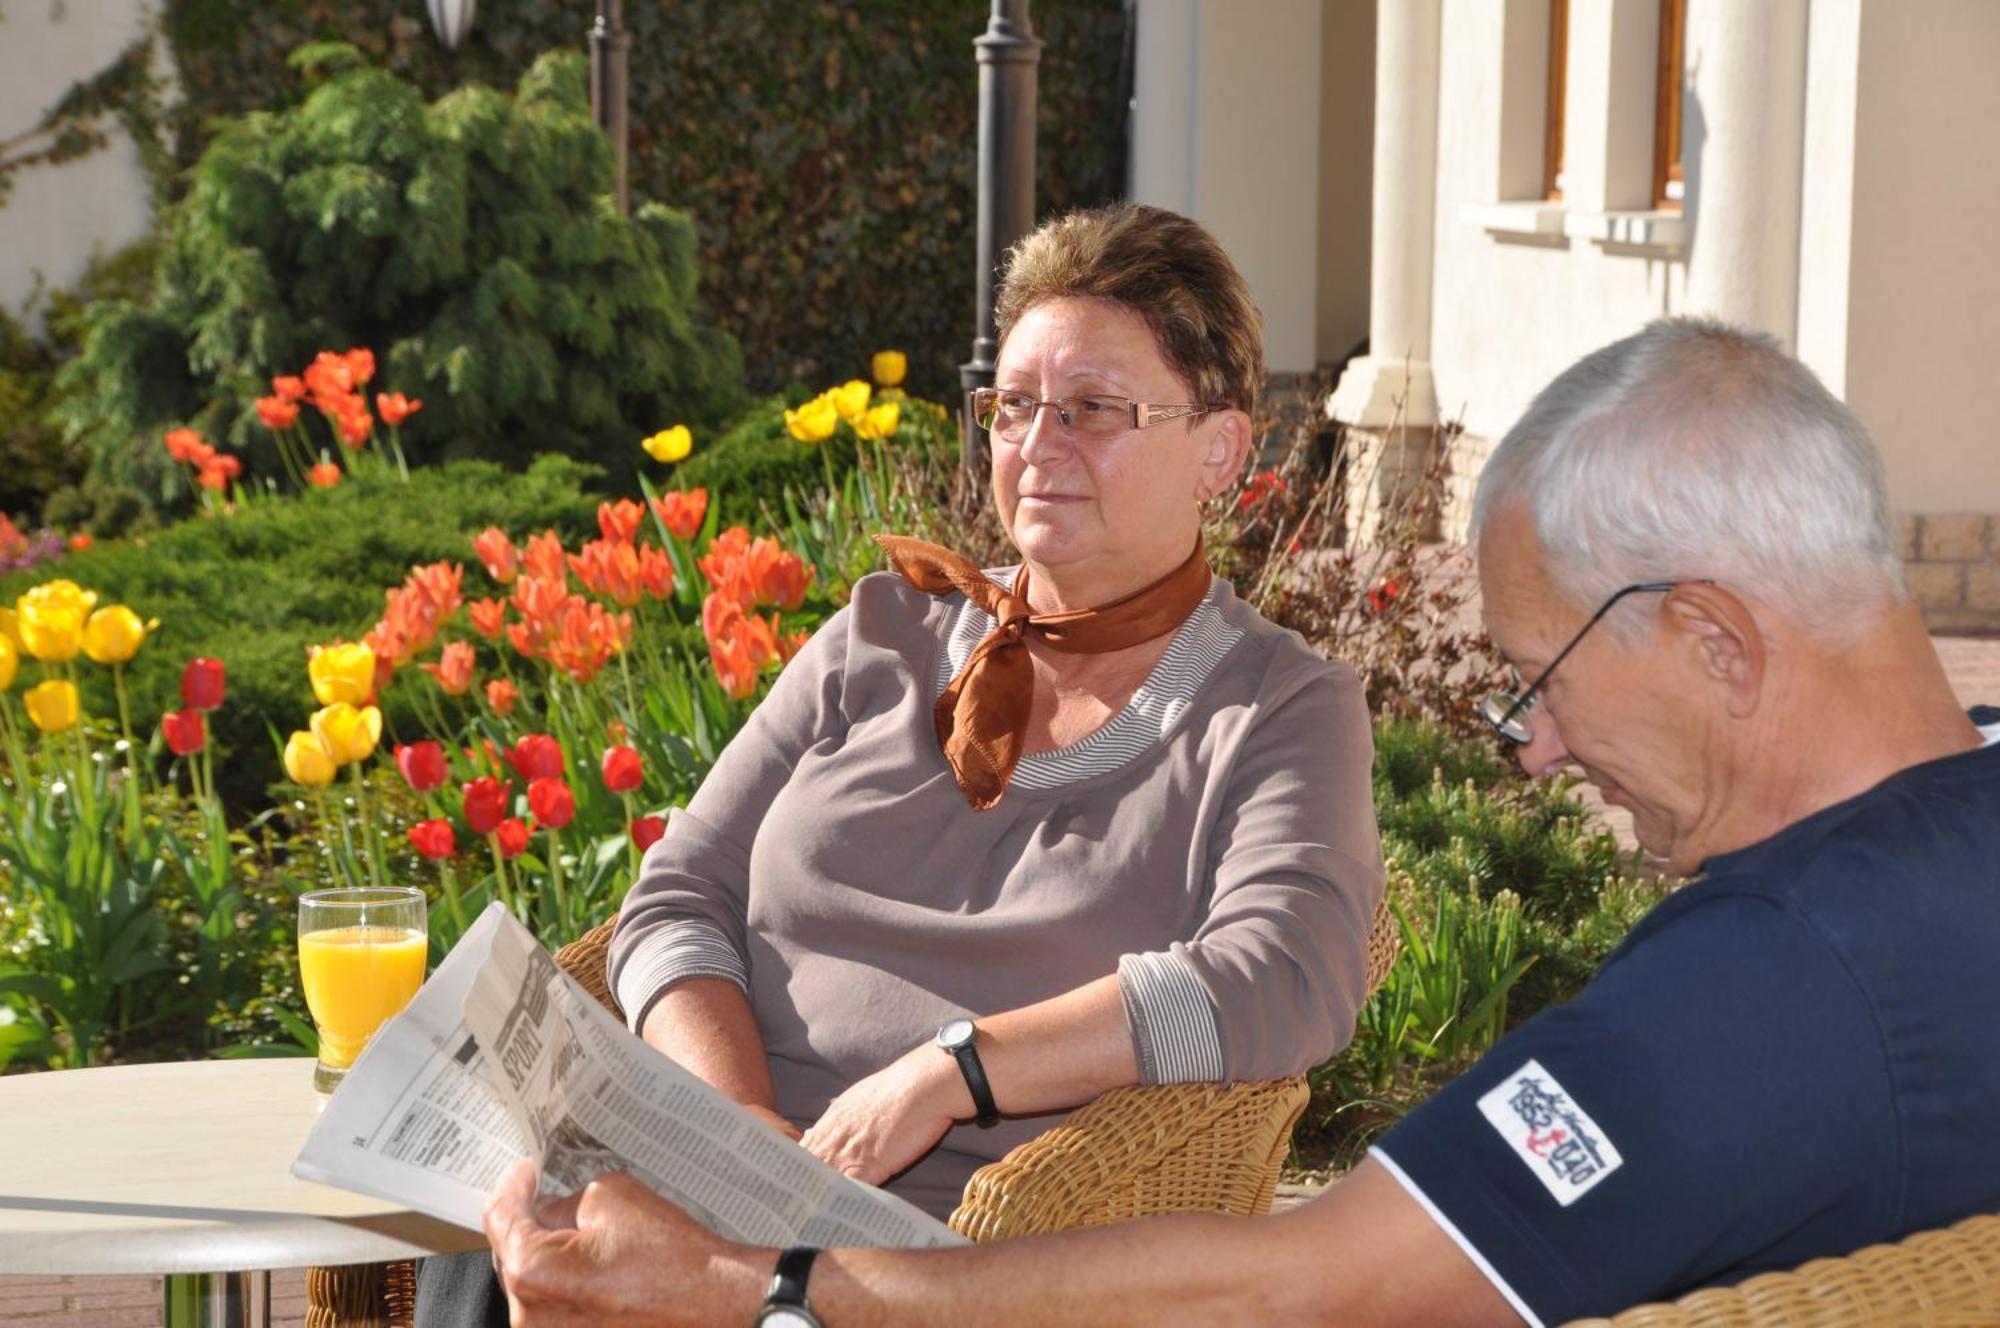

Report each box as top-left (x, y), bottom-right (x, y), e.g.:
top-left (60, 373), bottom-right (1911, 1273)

top-left (757, 1245), bottom-right (822, 1325)
top-left (949, 1040), bottom-right (1001, 1129)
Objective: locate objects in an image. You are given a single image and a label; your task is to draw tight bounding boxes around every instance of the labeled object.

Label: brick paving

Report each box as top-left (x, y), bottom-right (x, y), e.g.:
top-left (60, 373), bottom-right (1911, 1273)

top-left (4, 631), bottom-right (1994, 1326)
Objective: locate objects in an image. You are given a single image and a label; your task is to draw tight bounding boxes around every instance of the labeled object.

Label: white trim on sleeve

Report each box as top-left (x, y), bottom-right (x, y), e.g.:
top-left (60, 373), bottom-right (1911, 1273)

top-left (1368, 1145), bottom-right (1545, 1328)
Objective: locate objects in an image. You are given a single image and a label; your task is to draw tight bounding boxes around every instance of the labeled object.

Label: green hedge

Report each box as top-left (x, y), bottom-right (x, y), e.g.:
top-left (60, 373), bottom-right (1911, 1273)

top-left (153, 0), bottom-right (1128, 401)
top-left (0, 456), bottom-right (604, 802)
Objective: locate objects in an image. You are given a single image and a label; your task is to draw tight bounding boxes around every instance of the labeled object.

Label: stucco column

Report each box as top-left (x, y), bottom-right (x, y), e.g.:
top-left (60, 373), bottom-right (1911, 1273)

top-left (1681, 0), bottom-right (1808, 343)
top-left (1329, 0), bottom-right (1442, 429)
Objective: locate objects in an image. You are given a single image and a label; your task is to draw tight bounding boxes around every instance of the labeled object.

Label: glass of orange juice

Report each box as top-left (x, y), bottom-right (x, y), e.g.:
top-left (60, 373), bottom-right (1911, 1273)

top-left (298, 886), bottom-right (428, 1093)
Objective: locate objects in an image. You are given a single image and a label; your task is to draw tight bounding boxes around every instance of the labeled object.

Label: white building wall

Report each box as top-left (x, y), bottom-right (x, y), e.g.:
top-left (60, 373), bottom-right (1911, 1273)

top-left (1429, 0), bottom-right (1689, 449)
top-left (0, 0), bottom-right (161, 328)
top-left (1131, 0), bottom-right (1324, 373)
top-left (1840, 0), bottom-right (2000, 517)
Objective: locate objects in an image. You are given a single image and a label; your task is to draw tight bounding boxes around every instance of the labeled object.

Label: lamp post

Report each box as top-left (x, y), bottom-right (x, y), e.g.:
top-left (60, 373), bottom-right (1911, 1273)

top-left (959, 0), bottom-right (1041, 472)
top-left (426, 0), bottom-right (476, 52)
top-left (590, 0), bottom-right (632, 216)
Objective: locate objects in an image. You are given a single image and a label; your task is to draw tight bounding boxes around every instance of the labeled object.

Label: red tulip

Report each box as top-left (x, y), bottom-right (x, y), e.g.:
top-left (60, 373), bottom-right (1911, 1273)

top-left (181, 657), bottom-right (226, 711)
top-left (396, 740), bottom-right (448, 792)
top-left (408, 818), bottom-right (457, 861)
top-left (601, 744), bottom-right (643, 794)
top-left (161, 708), bottom-right (205, 756)
top-left (496, 817), bottom-right (530, 859)
top-left (462, 776), bottom-right (510, 835)
top-left (504, 733), bottom-right (564, 783)
top-left (630, 815), bottom-right (666, 853)
top-left (528, 777), bottom-right (574, 831)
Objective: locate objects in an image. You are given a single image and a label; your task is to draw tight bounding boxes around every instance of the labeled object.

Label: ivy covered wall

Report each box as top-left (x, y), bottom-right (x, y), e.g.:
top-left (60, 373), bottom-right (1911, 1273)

top-left (154, 0), bottom-right (1130, 398)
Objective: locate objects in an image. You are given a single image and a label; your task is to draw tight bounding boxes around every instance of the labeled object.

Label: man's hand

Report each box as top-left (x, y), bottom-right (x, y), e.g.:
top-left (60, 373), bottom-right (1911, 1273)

top-left (484, 1157), bottom-right (764, 1328)
top-left (800, 1042), bottom-right (968, 1185)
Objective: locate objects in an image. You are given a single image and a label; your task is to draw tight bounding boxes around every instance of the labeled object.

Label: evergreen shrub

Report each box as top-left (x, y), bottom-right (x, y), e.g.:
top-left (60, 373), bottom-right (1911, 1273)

top-left (152, 0), bottom-right (1127, 399)
top-left (0, 455), bottom-right (604, 802)
top-left (54, 45), bottom-right (742, 501)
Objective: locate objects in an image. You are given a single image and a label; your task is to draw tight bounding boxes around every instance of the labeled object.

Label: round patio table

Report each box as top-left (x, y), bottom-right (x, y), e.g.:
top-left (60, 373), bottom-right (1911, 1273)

top-left (0, 1058), bottom-right (484, 1327)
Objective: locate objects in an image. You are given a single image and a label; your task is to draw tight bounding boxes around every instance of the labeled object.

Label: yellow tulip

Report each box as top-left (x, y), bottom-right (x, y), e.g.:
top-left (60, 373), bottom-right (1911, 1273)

top-left (82, 605), bottom-right (156, 665)
top-left (308, 641), bottom-right (377, 706)
top-left (871, 350), bottom-right (907, 388)
top-left (310, 702), bottom-right (382, 766)
top-left (16, 580), bottom-right (97, 663)
top-left (0, 605), bottom-right (19, 651)
top-left (284, 730), bottom-right (339, 787)
top-left (784, 394), bottom-right (840, 444)
top-left (829, 379), bottom-right (872, 422)
top-left (642, 424), bottom-right (693, 463)
top-left (855, 400), bottom-right (902, 441)
top-left (0, 634), bottom-right (16, 692)
top-left (22, 680), bottom-right (79, 734)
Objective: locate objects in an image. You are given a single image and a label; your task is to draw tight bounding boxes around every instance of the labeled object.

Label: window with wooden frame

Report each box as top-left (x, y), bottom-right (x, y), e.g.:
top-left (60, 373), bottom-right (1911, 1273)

top-left (1653, 0), bottom-right (1687, 209)
top-left (1544, 0), bottom-right (1569, 200)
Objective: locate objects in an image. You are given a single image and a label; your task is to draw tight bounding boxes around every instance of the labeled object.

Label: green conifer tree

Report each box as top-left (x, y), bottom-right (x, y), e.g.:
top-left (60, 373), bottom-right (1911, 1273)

top-left (57, 44), bottom-right (742, 498)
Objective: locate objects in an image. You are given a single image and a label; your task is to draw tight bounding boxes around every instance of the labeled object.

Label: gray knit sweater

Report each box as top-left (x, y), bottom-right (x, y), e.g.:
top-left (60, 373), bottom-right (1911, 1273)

top-left (609, 569), bottom-right (1384, 1218)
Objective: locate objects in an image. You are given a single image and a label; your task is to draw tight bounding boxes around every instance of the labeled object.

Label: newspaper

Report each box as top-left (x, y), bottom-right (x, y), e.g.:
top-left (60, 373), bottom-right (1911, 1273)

top-left (293, 902), bottom-right (966, 1249)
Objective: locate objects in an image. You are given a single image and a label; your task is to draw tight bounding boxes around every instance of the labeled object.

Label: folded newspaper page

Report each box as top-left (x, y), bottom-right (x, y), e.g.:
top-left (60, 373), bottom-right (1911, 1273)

top-left (294, 902), bottom-right (966, 1249)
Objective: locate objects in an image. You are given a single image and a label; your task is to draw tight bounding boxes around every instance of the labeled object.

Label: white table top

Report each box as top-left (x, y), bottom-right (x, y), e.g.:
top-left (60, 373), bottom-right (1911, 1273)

top-left (0, 1058), bottom-right (486, 1275)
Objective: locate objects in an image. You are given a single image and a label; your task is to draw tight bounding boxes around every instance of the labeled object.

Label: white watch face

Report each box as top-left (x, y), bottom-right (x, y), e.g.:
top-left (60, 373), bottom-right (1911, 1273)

top-left (758, 1308), bottom-right (819, 1328)
top-left (937, 1017), bottom-right (975, 1050)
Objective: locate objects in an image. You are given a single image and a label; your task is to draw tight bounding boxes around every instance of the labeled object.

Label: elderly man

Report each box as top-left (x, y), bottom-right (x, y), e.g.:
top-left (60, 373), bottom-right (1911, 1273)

top-left (485, 318), bottom-right (2000, 1326)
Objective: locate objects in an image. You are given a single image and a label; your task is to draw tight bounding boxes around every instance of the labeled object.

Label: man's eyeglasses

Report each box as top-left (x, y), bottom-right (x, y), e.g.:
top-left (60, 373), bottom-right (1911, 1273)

top-left (1481, 581), bottom-right (1696, 745)
top-left (968, 387), bottom-right (1225, 444)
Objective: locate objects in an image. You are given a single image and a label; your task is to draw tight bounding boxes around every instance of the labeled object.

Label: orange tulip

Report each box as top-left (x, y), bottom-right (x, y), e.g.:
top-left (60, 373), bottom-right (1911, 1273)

top-left (485, 677), bottom-right (518, 716)
top-left (472, 528), bottom-right (519, 585)
top-left (522, 531), bottom-right (568, 586)
top-left (638, 545), bottom-right (675, 600)
top-left (164, 427), bottom-right (208, 464)
top-left (650, 488), bottom-right (708, 542)
top-left (308, 461), bottom-right (343, 487)
top-left (337, 409), bottom-right (372, 448)
top-left (742, 537), bottom-right (811, 611)
top-left (304, 351), bottom-right (355, 404)
top-left (197, 454), bottom-right (242, 491)
top-left (468, 597), bottom-right (507, 640)
top-left (569, 539), bottom-right (644, 608)
top-left (376, 391), bottom-right (421, 426)
top-left (255, 395), bottom-right (299, 430)
top-left (272, 375), bottom-right (307, 401)
top-left (422, 640), bottom-right (476, 695)
top-left (343, 347), bottom-right (376, 387)
top-left (407, 561), bottom-right (464, 620)
top-left (597, 499), bottom-right (645, 546)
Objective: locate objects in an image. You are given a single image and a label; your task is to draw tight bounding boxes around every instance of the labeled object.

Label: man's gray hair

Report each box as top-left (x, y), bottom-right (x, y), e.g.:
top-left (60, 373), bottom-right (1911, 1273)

top-left (1470, 317), bottom-right (1906, 635)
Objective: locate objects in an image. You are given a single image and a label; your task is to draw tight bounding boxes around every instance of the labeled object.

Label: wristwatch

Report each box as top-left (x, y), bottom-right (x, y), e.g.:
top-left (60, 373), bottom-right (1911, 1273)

top-left (755, 1245), bottom-right (822, 1327)
top-left (935, 1017), bottom-right (1001, 1128)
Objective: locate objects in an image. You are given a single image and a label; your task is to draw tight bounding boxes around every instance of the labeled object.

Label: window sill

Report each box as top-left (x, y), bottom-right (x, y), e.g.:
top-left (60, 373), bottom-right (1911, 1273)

top-left (1562, 209), bottom-right (1686, 257)
top-left (1460, 201), bottom-right (1569, 242)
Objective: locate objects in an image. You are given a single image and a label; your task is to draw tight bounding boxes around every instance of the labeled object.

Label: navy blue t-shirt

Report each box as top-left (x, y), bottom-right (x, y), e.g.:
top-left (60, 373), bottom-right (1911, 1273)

top-left (1374, 708), bottom-right (2000, 1326)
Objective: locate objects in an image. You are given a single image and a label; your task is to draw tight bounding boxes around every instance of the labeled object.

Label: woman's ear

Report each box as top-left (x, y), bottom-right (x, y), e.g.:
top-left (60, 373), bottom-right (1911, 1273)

top-left (1195, 409), bottom-right (1253, 502)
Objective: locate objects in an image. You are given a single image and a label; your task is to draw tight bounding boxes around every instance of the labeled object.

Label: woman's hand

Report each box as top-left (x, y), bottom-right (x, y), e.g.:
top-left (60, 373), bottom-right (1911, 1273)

top-left (800, 1042), bottom-right (971, 1186)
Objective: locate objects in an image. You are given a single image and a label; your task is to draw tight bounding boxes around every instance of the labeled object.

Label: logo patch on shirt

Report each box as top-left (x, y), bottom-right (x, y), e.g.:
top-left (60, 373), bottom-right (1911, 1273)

top-left (1476, 1058), bottom-right (1622, 1206)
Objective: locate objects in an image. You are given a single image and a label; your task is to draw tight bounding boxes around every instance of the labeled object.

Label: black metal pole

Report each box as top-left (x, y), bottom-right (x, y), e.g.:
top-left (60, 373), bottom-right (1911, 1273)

top-left (590, 0), bottom-right (631, 215)
top-left (960, 0), bottom-right (1041, 473)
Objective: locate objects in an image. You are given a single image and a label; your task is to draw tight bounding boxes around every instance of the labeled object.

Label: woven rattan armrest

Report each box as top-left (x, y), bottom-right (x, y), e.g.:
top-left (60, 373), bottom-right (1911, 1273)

top-left (1560, 1212), bottom-right (2000, 1327)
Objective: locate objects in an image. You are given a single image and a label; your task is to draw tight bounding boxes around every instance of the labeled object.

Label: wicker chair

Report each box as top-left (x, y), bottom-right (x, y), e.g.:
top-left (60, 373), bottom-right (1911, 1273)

top-left (305, 900), bottom-right (1399, 1324)
top-left (1558, 1213), bottom-right (2000, 1328)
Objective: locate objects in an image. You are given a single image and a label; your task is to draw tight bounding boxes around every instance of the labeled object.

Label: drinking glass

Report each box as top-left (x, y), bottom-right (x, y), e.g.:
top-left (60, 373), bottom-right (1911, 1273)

top-left (298, 886), bottom-right (428, 1093)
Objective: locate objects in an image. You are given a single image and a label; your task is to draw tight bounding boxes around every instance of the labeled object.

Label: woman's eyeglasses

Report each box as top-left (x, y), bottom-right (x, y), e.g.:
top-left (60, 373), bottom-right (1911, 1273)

top-left (968, 388), bottom-right (1225, 444)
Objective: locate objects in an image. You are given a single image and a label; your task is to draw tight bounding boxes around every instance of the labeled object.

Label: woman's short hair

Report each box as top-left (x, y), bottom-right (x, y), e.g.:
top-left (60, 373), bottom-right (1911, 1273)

top-left (995, 203), bottom-right (1265, 416)
top-left (1470, 316), bottom-right (1907, 637)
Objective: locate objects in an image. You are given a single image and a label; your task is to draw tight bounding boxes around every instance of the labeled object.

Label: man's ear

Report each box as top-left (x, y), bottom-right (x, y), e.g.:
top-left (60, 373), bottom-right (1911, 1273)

top-left (1195, 408), bottom-right (1253, 502)
top-left (1662, 582), bottom-right (1765, 718)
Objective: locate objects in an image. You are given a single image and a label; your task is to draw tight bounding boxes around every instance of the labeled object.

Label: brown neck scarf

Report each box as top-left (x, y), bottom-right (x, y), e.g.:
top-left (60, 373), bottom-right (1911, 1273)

top-left (874, 533), bottom-right (1211, 811)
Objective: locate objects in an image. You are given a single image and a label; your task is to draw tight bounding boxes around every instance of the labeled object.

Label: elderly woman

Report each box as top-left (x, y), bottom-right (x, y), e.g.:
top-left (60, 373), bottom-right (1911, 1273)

top-left (419, 201), bottom-right (1383, 1323)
